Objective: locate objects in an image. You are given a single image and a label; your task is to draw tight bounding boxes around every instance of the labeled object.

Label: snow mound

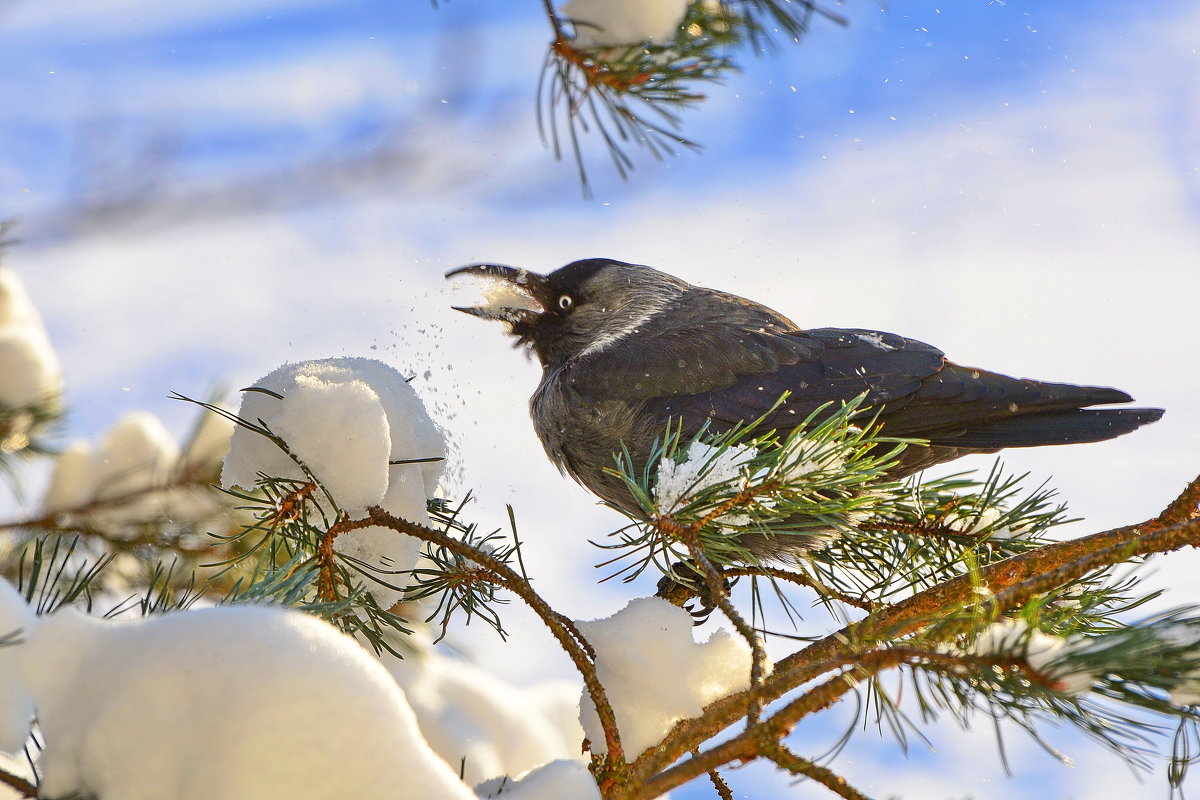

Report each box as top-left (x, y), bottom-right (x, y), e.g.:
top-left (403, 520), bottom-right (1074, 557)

top-left (388, 651), bottom-right (584, 786)
top-left (222, 357), bottom-right (448, 608)
top-left (577, 596), bottom-right (760, 757)
top-left (4, 591), bottom-right (476, 800)
top-left (476, 758), bottom-right (600, 800)
top-left (0, 268), bottom-right (61, 410)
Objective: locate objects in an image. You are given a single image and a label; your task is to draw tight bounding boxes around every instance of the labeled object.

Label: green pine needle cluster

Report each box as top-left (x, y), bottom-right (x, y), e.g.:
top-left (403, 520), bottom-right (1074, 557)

top-left (586, 394), bottom-right (1200, 792)
top-left (536, 0), bottom-right (848, 191)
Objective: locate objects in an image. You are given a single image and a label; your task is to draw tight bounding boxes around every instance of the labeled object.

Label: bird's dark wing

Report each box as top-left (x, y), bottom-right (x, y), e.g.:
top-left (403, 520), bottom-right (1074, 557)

top-left (634, 327), bottom-right (948, 435)
top-left (564, 285), bottom-right (949, 431)
top-left (567, 289), bottom-right (1152, 449)
top-left (559, 287), bottom-right (822, 400)
top-left (650, 334), bottom-right (1151, 445)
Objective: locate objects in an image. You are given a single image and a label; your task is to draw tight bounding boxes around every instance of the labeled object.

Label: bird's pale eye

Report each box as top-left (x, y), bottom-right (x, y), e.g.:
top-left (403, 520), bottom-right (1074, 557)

top-left (558, 295), bottom-right (574, 310)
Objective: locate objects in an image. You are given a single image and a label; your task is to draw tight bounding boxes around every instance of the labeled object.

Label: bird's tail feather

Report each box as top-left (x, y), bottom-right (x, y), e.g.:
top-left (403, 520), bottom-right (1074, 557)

top-left (928, 407), bottom-right (1165, 449)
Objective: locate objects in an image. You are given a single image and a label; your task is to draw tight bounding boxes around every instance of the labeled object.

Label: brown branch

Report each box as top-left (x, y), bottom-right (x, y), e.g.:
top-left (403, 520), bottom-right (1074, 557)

top-left (647, 648), bottom-right (1045, 800)
top-left (723, 564), bottom-right (878, 612)
top-left (695, 479), bottom-right (779, 531)
top-left (316, 523), bottom-right (340, 603)
top-left (761, 742), bottom-right (874, 800)
top-left (686, 531), bottom-right (767, 723)
top-left (787, 474), bottom-right (1200, 667)
top-left (338, 507), bottom-right (628, 780)
top-left (0, 766), bottom-right (36, 798)
top-left (628, 474), bottom-right (1200, 790)
top-left (693, 749), bottom-right (734, 800)
top-left (657, 513), bottom-right (769, 724)
top-left (554, 610), bottom-right (598, 660)
top-left (634, 647), bottom-right (950, 799)
top-left (0, 466), bottom-right (232, 558)
top-left (706, 770), bottom-right (734, 800)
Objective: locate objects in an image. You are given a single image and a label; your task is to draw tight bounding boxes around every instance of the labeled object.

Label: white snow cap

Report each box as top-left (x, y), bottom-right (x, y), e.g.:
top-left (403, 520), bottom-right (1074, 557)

top-left (222, 358), bottom-right (448, 608)
top-left (40, 410), bottom-right (231, 535)
top-left (0, 579), bottom-right (36, 754)
top-left (476, 759), bottom-right (600, 800)
top-left (577, 596), bottom-right (760, 758)
top-left (943, 505), bottom-right (1025, 541)
top-left (776, 436), bottom-right (848, 484)
top-left (387, 651), bottom-right (584, 787)
top-left (655, 440), bottom-right (755, 525)
top-left (0, 268), bottom-right (62, 409)
top-left (562, 0), bottom-right (690, 47)
top-left (15, 600), bottom-right (476, 800)
top-left (970, 618), bottom-right (1096, 695)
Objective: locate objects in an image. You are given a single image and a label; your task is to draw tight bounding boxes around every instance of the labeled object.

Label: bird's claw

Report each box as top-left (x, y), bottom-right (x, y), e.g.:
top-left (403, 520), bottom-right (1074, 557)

top-left (656, 561), bottom-right (734, 625)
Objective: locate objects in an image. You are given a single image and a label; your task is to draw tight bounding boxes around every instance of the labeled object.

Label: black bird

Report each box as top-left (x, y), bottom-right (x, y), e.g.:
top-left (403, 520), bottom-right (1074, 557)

top-left (447, 258), bottom-right (1163, 549)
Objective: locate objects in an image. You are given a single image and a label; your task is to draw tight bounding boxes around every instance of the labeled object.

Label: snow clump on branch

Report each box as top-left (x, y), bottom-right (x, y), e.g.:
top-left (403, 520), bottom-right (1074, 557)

top-left (0, 579), bottom-right (478, 800)
top-left (655, 439), bottom-right (756, 525)
top-left (477, 759), bottom-right (601, 799)
top-left (0, 268), bottom-right (61, 412)
top-left (0, 577), bottom-right (36, 754)
top-left (385, 645), bottom-right (585, 787)
top-left (221, 357), bottom-right (447, 608)
top-left (40, 409), bottom-right (234, 535)
top-left (577, 596), bottom-right (762, 758)
top-left (562, 0), bottom-right (690, 47)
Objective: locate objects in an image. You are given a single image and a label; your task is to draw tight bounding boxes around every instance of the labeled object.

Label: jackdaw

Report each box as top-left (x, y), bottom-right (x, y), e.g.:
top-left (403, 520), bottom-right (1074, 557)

top-left (447, 258), bottom-right (1163, 553)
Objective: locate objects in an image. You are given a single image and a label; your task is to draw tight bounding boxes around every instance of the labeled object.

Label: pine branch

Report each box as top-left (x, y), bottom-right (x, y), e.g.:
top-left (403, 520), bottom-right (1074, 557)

top-left (14, 535), bottom-right (114, 615)
top-left (664, 514), bottom-right (769, 723)
top-left (624, 474), bottom-right (1200, 793)
top-left (760, 742), bottom-right (873, 800)
top-left (337, 506), bottom-right (629, 778)
top-left (0, 398), bottom-right (61, 480)
top-left (0, 426), bottom-right (236, 572)
top-left (798, 473), bottom-right (1200, 666)
top-left (723, 564), bottom-right (878, 612)
top-left (532, 0), bottom-right (850, 191)
top-left (632, 646), bottom-right (951, 799)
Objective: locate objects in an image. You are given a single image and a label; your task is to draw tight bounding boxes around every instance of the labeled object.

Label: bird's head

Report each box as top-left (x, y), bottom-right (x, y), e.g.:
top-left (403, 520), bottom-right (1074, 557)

top-left (446, 258), bottom-right (689, 367)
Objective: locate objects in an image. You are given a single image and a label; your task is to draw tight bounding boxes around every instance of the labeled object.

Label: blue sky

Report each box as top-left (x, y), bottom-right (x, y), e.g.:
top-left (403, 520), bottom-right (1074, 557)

top-left (3, 1), bottom-right (1199, 797)
top-left (5, 0), bottom-right (1193, 221)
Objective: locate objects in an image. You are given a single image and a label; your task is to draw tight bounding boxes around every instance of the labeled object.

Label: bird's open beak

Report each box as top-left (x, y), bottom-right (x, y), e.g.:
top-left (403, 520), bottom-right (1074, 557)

top-left (445, 263), bottom-right (549, 325)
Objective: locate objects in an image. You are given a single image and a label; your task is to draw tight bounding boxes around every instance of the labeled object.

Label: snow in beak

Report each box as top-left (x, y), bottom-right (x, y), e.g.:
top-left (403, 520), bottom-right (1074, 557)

top-left (445, 263), bottom-right (546, 323)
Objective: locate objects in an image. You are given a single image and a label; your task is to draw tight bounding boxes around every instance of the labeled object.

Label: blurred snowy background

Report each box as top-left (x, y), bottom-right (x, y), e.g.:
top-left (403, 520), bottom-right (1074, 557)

top-left (2, 0), bottom-right (1198, 797)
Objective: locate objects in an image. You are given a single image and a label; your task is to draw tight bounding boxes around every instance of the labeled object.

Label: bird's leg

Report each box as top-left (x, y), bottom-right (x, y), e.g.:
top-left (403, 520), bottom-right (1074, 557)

top-left (656, 560), bottom-right (737, 625)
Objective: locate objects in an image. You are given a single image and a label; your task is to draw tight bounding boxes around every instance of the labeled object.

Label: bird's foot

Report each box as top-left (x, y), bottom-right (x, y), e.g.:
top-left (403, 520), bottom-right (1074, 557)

top-left (655, 561), bottom-right (736, 625)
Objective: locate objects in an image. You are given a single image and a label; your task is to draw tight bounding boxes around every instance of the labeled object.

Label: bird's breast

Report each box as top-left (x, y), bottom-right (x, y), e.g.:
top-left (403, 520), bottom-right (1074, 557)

top-left (529, 369), bottom-right (647, 514)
